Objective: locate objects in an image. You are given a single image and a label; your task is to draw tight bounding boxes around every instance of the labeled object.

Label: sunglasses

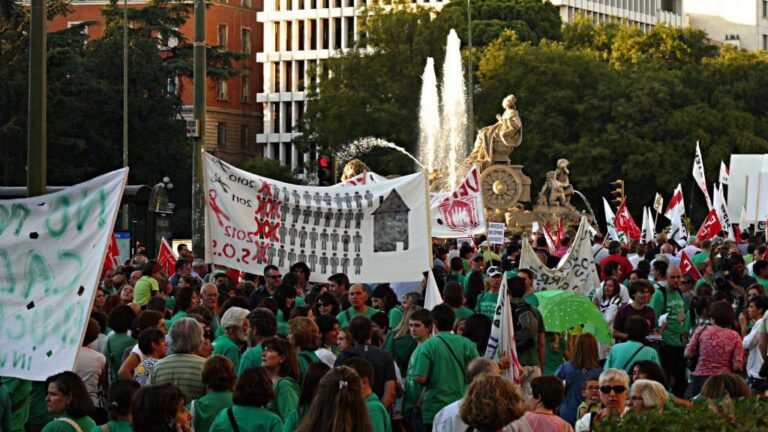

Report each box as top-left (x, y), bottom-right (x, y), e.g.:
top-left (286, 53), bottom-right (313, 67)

top-left (600, 385), bottom-right (627, 394)
top-left (317, 302), bottom-right (329, 307)
top-left (266, 274), bottom-right (282, 279)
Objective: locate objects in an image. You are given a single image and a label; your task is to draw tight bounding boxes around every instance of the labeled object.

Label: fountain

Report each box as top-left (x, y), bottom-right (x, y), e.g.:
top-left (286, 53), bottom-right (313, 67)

top-left (336, 137), bottom-right (424, 169)
top-left (418, 58), bottom-right (440, 175)
top-left (439, 29), bottom-right (468, 190)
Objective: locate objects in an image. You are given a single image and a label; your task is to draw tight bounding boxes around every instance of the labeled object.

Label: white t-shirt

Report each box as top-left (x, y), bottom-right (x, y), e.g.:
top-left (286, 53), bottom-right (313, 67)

top-left (75, 347), bottom-right (106, 407)
top-left (314, 347), bottom-right (337, 367)
top-left (432, 399), bottom-right (532, 432)
top-left (743, 317), bottom-right (764, 379)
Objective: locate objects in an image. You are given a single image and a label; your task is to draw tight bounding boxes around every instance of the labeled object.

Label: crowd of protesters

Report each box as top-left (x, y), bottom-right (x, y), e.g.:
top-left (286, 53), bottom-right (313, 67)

top-left (2, 230), bottom-right (768, 432)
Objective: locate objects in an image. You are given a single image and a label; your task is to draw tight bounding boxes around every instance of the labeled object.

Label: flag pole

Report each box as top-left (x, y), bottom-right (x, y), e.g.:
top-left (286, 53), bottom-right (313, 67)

top-left (424, 169), bottom-right (434, 269)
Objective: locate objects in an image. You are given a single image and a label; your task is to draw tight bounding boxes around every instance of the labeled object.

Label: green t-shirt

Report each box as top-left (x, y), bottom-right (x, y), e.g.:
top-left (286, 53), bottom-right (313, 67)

top-left (166, 311), bottom-right (188, 331)
top-left (209, 405), bottom-right (282, 432)
top-left (383, 333), bottom-right (418, 376)
top-left (365, 393), bottom-right (392, 432)
top-left (26, 380), bottom-right (51, 430)
top-left (1, 377), bottom-right (31, 432)
top-left (42, 415), bottom-right (97, 432)
top-left (402, 346), bottom-right (423, 416)
top-left (92, 418), bottom-right (133, 432)
top-left (276, 310), bottom-right (289, 337)
top-left (543, 335), bottom-right (567, 376)
top-left (650, 287), bottom-right (686, 347)
top-left (604, 341), bottom-right (661, 373)
top-left (133, 276), bottom-right (159, 306)
top-left (454, 307), bottom-right (474, 320)
top-left (297, 350), bottom-right (320, 382)
top-left (212, 335), bottom-right (242, 372)
top-left (523, 293), bottom-right (539, 307)
top-left (475, 292), bottom-right (499, 321)
top-left (266, 377), bottom-right (299, 420)
top-left (165, 296), bottom-right (176, 312)
top-left (281, 406), bottom-right (308, 432)
top-left (193, 391), bottom-right (233, 432)
top-left (756, 278), bottom-right (768, 291)
top-left (335, 306), bottom-right (380, 329)
top-left (448, 271), bottom-right (466, 288)
top-left (409, 333), bottom-right (480, 423)
top-left (462, 270), bottom-right (486, 294)
top-left (104, 332), bottom-right (136, 381)
top-left (388, 306), bottom-right (404, 330)
top-left (691, 251), bottom-right (710, 266)
top-left (239, 343), bottom-right (264, 375)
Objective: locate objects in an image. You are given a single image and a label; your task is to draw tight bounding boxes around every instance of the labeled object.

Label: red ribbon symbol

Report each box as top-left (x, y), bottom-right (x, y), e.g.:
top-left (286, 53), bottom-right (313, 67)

top-left (208, 190), bottom-right (231, 227)
top-left (254, 218), bottom-right (280, 242)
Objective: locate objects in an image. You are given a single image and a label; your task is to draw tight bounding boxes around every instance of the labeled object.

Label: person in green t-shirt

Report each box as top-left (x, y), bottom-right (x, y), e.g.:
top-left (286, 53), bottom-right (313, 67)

top-left (291, 366), bottom-right (373, 432)
top-left (93, 378), bottom-right (140, 432)
top-left (410, 305), bottom-right (480, 429)
top-left (649, 266), bottom-right (688, 397)
top-left (443, 281), bottom-right (473, 320)
top-left (401, 309), bottom-right (433, 429)
top-left (132, 261), bottom-right (164, 306)
top-left (239, 308), bottom-right (278, 376)
top-left (517, 269), bottom-right (540, 307)
top-left (371, 285), bottom-right (404, 330)
top-left (343, 358), bottom-right (392, 432)
top-left (193, 356), bottom-right (235, 432)
top-left (604, 316), bottom-right (661, 373)
top-left (104, 305), bottom-right (139, 382)
top-left (447, 256), bottom-right (467, 288)
top-left (212, 307), bottom-right (250, 372)
top-left (336, 284), bottom-right (379, 328)
top-left (166, 286), bottom-right (201, 330)
top-left (41, 372), bottom-right (97, 432)
top-left (475, 267), bottom-right (502, 321)
top-left (753, 260), bottom-right (768, 290)
top-left (209, 367), bottom-right (283, 432)
top-left (262, 338), bottom-right (300, 421)
top-left (281, 362), bottom-right (331, 432)
top-left (462, 254), bottom-right (486, 294)
top-left (288, 317), bottom-right (322, 381)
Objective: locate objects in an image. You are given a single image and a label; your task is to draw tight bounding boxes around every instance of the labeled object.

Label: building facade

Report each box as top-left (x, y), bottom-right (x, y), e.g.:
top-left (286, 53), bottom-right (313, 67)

top-left (549, 0), bottom-right (684, 31)
top-left (48, 0), bottom-right (263, 166)
top-left (684, 0), bottom-right (768, 51)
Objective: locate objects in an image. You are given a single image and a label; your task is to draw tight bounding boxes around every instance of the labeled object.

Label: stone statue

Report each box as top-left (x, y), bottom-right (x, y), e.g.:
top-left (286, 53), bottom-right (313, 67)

top-left (340, 159), bottom-right (371, 182)
top-left (466, 94), bottom-right (522, 166)
top-left (537, 159), bottom-right (574, 208)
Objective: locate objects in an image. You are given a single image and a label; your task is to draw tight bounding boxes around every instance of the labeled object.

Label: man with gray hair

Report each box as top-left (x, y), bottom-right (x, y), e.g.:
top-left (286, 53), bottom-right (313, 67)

top-left (433, 358), bottom-right (526, 432)
top-left (147, 317), bottom-right (206, 399)
top-left (201, 283), bottom-right (221, 334)
top-left (238, 308), bottom-right (277, 375)
top-left (212, 307), bottom-right (250, 371)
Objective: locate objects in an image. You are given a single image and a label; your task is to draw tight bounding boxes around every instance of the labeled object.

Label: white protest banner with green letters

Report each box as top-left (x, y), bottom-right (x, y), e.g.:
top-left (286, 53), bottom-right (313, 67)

top-left (0, 169), bottom-right (128, 380)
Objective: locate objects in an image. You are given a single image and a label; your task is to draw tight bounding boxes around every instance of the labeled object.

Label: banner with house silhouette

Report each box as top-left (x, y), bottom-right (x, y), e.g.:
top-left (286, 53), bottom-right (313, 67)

top-left (203, 153), bottom-right (430, 283)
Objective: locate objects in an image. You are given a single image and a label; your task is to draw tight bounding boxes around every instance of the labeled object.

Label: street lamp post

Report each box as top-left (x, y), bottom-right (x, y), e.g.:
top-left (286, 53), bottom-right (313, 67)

top-left (191, 0), bottom-right (207, 254)
top-left (466, 0), bottom-right (473, 155)
top-left (27, 0), bottom-right (47, 197)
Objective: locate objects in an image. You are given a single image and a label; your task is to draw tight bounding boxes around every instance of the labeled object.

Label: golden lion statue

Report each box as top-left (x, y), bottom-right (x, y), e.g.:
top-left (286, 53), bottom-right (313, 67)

top-left (340, 159), bottom-right (371, 182)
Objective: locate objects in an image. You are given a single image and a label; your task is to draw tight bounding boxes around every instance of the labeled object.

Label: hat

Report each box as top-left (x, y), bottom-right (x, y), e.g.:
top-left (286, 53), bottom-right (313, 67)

top-left (220, 307), bottom-right (249, 330)
top-left (486, 266), bottom-right (502, 277)
top-left (472, 253), bottom-right (485, 262)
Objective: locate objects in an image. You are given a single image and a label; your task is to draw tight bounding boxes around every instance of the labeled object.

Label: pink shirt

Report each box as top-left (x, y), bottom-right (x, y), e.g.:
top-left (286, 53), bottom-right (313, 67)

top-left (522, 411), bottom-right (574, 432)
top-left (685, 324), bottom-right (743, 376)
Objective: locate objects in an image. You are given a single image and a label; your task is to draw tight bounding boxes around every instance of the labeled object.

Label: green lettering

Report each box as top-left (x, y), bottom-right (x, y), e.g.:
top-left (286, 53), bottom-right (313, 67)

top-left (0, 353), bottom-right (6, 369)
top-left (23, 251), bottom-right (53, 300)
top-left (11, 204), bottom-right (30, 236)
top-left (49, 250), bottom-right (83, 296)
top-left (75, 188), bottom-right (107, 231)
top-left (0, 250), bottom-right (16, 295)
top-left (0, 205), bottom-right (9, 236)
top-left (12, 351), bottom-right (26, 370)
top-left (6, 312), bottom-right (25, 341)
top-left (44, 195), bottom-right (71, 239)
top-left (31, 304), bottom-right (53, 346)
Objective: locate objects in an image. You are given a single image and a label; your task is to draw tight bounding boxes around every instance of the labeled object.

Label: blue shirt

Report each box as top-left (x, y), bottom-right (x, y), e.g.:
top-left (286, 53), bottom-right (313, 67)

top-left (555, 362), bottom-right (602, 425)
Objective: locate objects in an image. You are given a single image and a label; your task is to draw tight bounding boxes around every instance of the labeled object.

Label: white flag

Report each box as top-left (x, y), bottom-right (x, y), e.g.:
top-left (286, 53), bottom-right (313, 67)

top-left (664, 184), bottom-right (685, 220)
top-left (424, 269), bottom-right (443, 310)
top-left (739, 205), bottom-right (750, 232)
top-left (602, 197), bottom-right (624, 242)
top-left (641, 206), bottom-right (650, 242)
top-left (647, 207), bottom-right (656, 239)
top-left (643, 207), bottom-right (655, 243)
top-left (719, 161), bottom-right (730, 185)
top-left (485, 276), bottom-right (521, 384)
top-left (713, 183), bottom-right (734, 240)
top-left (669, 204), bottom-right (688, 244)
top-left (692, 142), bottom-right (713, 210)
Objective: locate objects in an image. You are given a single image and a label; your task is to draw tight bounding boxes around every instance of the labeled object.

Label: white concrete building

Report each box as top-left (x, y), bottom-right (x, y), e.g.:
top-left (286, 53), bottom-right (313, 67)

top-left (256, 0), bottom-right (447, 170)
top-left (684, 0), bottom-right (768, 51)
top-left (549, 0), bottom-right (684, 32)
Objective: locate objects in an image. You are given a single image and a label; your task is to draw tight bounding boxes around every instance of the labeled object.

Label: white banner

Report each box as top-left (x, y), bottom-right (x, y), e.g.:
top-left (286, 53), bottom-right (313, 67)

top-left (429, 166), bottom-right (486, 238)
top-left (203, 153), bottom-right (430, 283)
top-left (488, 222), bottom-right (505, 245)
top-left (519, 217), bottom-right (601, 295)
top-left (0, 169), bottom-right (128, 380)
top-left (692, 142), bottom-right (713, 210)
top-left (485, 276), bottom-right (521, 384)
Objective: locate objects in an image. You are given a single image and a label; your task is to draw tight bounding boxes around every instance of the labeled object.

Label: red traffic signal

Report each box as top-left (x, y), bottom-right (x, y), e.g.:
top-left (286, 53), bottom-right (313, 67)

top-left (318, 156), bottom-right (331, 169)
top-left (317, 154), bottom-right (334, 186)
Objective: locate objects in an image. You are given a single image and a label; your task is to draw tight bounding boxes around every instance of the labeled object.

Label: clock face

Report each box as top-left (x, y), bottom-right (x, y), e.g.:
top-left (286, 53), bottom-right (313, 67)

top-left (481, 165), bottom-right (522, 210)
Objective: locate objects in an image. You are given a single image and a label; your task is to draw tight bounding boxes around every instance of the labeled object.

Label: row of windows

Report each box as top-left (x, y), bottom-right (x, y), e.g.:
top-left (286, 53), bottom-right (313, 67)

top-left (272, 17), bottom-right (356, 52)
top-left (565, 0), bottom-right (678, 15)
top-left (216, 76), bottom-right (253, 103)
top-left (267, 101), bottom-right (305, 134)
top-left (217, 25), bottom-right (252, 53)
top-left (217, 123), bottom-right (253, 150)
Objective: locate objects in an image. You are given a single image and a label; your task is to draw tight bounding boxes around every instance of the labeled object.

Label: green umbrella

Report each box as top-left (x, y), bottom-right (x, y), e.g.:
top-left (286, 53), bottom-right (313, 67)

top-left (533, 290), bottom-right (613, 344)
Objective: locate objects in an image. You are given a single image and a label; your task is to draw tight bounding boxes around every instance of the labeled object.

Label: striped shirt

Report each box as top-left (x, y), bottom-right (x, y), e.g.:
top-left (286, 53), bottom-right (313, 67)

top-left (147, 353), bottom-right (206, 399)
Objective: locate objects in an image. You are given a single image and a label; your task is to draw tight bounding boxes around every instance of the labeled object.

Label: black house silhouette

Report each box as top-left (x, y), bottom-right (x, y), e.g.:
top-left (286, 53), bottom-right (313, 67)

top-left (372, 189), bottom-right (410, 252)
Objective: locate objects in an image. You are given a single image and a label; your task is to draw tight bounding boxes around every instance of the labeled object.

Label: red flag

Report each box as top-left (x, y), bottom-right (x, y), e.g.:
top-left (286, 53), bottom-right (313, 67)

top-left (613, 200), bottom-right (641, 240)
top-left (734, 224), bottom-right (741, 244)
top-left (696, 209), bottom-right (723, 241)
top-left (542, 222), bottom-right (557, 255)
top-left (102, 233), bottom-right (119, 270)
top-left (555, 217), bottom-right (564, 247)
top-left (680, 251), bottom-right (703, 280)
top-left (157, 237), bottom-right (177, 276)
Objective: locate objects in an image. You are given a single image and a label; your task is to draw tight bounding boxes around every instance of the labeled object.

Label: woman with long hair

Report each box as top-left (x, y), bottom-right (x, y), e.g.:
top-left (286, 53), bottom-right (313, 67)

top-left (41, 372), bottom-right (97, 432)
top-left (288, 317), bottom-right (322, 380)
top-left (208, 367), bottom-right (282, 431)
top-left (295, 366), bottom-right (373, 432)
top-left (311, 292), bottom-right (340, 318)
top-left (274, 285), bottom-right (297, 337)
top-left (261, 337), bottom-right (300, 421)
top-left (282, 362), bottom-right (331, 431)
top-left (460, 373), bottom-right (527, 432)
top-left (132, 383), bottom-right (191, 432)
top-left (98, 379), bottom-right (140, 432)
top-left (167, 287), bottom-right (200, 329)
top-left (555, 333), bottom-right (603, 425)
top-left (371, 285), bottom-right (403, 329)
top-left (337, 328), bottom-right (354, 354)
top-left (465, 272), bottom-right (485, 310)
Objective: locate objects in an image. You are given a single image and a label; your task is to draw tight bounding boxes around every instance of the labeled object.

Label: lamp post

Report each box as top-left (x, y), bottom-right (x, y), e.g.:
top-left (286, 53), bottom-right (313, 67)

top-left (191, 0), bottom-right (207, 254)
top-left (121, 0), bottom-right (129, 229)
top-left (27, 0), bottom-right (47, 197)
top-left (466, 0), bottom-right (473, 154)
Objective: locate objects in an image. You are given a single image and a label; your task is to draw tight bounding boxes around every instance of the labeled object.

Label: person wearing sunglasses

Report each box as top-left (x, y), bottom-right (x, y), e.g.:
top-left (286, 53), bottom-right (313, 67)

top-left (249, 265), bottom-right (282, 309)
top-left (575, 368), bottom-right (629, 432)
top-left (312, 292), bottom-right (341, 317)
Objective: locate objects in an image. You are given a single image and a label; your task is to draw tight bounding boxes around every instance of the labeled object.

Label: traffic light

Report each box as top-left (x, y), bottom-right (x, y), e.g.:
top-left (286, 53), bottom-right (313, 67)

top-left (317, 154), bottom-right (334, 186)
top-left (610, 179), bottom-right (625, 207)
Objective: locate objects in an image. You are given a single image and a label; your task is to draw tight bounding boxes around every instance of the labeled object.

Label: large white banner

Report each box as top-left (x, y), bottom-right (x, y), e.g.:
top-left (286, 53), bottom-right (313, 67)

top-left (429, 166), bottom-right (486, 238)
top-left (519, 217), bottom-right (600, 296)
top-left (0, 169), bottom-right (128, 380)
top-left (203, 153), bottom-right (430, 283)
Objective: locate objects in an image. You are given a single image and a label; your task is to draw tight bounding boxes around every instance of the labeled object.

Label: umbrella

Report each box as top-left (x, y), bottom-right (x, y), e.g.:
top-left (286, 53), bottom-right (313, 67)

top-left (533, 290), bottom-right (613, 344)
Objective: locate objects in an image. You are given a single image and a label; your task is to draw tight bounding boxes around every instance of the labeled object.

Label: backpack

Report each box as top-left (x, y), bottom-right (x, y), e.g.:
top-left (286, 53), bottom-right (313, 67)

top-left (512, 302), bottom-right (538, 352)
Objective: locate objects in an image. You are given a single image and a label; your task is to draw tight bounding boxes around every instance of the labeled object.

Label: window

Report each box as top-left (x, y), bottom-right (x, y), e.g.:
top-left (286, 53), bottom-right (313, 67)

top-left (334, 18), bottom-right (341, 49)
top-left (217, 24), bottom-right (228, 48)
top-left (764, 34), bottom-right (768, 50)
top-left (284, 102), bottom-right (293, 133)
top-left (271, 103), bottom-right (280, 133)
top-left (309, 20), bottom-right (317, 50)
top-left (321, 19), bottom-right (329, 49)
top-left (241, 75), bottom-right (250, 103)
top-left (243, 0), bottom-right (251, 7)
top-left (274, 23), bottom-right (280, 51)
top-left (346, 17), bottom-right (354, 47)
top-left (241, 28), bottom-right (251, 54)
top-left (240, 124), bottom-right (250, 149)
top-left (273, 63), bottom-right (281, 91)
top-left (764, 1), bottom-right (767, 18)
top-left (298, 21), bottom-right (305, 50)
top-left (217, 79), bottom-right (228, 100)
top-left (297, 61), bottom-right (305, 91)
top-left (286, 22), bottom-right (293, 51)
top-left (217, 123), bottom-right (227, 148)
top-left (285, 61), bottom-right (293, 92)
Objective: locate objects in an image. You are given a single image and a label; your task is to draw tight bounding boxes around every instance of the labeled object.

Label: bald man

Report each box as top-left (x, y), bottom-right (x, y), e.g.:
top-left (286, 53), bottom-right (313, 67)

top-left (336, 283), bottom-right (379, 328)
top-left (432, 359), bottom-right (505, 432)
top-left (650, 266), bottom-right (688, 397)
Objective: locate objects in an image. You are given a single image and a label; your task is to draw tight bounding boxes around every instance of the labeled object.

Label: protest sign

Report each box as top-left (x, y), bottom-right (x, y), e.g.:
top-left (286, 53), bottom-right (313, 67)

top-left (158, 237), bottom-right (177, 277)
top-left (0, 169), bottom-right (127, 380)
top-left (488, 222), bottom-right (505, 245)
top-left (203, 153), bottom-right (430, 283)
top-left (485, 276), bottom-right (521, 384)
top-left (430, 166), bottom-right (486, 238)
top-left (519, 217), bottom-right (601, 296)
top-left (613, 200), bottom-right (641, 240)
top-left (696, 209), bottom-right (722, 241)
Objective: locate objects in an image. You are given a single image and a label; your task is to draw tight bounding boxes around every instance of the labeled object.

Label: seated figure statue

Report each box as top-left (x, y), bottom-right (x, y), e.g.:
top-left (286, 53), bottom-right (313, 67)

top-left (538, 171), bottom-right (568, 207)
top-left (466, 94), bottom-right (522, 166)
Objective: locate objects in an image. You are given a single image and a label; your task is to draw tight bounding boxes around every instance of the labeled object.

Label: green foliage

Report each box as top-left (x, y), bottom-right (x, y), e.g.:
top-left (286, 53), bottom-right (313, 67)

top-left (241, 157), bottom-right (304, 185)
top-left (596, 397), bottom-right (768, 431)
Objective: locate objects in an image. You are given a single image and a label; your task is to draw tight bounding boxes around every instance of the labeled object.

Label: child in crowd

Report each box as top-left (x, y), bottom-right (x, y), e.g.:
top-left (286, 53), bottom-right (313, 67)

top-left (133, 328), bottom-right (167, 386)
top-left (576, 378), bottom-right (603, 420)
